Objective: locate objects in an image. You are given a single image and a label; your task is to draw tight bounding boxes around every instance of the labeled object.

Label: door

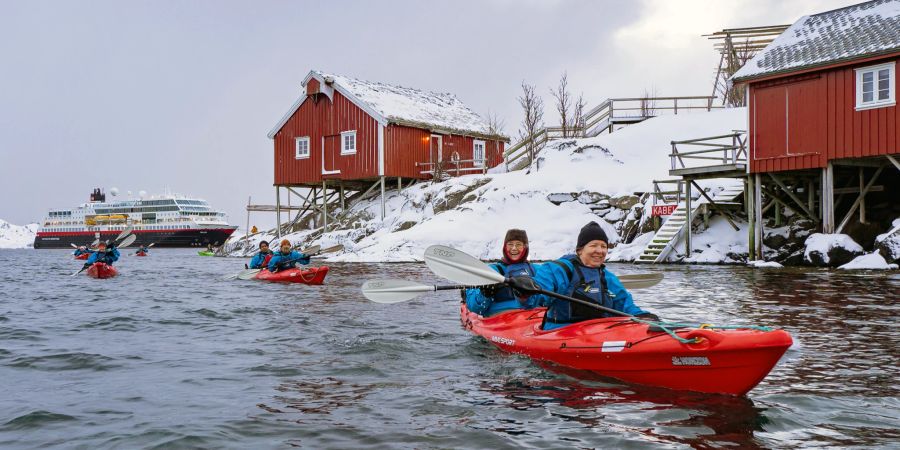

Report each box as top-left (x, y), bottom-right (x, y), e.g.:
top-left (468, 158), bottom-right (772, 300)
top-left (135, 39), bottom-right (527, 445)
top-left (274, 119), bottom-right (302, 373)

top-left (322, 135), bottom-right (341, 175)
top-left (430, 134), bottom-right (443, 166)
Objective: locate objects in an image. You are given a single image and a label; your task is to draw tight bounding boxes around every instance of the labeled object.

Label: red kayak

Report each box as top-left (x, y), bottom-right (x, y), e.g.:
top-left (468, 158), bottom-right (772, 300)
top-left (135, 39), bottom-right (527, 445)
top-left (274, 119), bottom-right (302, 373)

top-left (135, 252), bottom-right (147, 257)
top-left (74, 253), bottom-right (89, 260)
top-left (86, 262), bottom-right (118, 279)
top-left (460, 304), bottom-right (792, 396)
top-left (254, 266), bottom-right (328, 285)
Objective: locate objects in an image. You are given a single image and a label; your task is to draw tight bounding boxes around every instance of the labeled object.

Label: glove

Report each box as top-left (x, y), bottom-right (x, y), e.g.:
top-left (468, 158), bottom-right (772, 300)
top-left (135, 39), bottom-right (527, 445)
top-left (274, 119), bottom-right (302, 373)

top-left (636, 313), bottom-right (660, 322)
top-left (479, 283), bottom-right (503, 298)
top-left (507, 276), bottom-right (541, 297)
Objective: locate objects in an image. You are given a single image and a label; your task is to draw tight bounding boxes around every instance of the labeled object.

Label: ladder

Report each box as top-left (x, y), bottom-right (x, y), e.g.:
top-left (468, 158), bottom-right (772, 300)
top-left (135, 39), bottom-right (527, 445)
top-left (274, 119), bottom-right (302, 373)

top-left (635, 183), bottom-right (744, 263)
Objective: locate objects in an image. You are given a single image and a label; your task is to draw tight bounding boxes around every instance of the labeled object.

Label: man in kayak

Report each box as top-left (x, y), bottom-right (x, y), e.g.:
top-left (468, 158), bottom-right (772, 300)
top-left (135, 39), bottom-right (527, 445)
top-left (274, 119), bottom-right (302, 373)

top-left (532, 221), bottom-right (658, 330)
top-left (248, 240), bottom-right (274, 269)
top-left (267, 239), bottom-right (311, 272)
top-left (135, 244), bottom-right (150, 255)
top-left (84, 242), bottom-right (120, 266)
top-left (464, 229), bottom-right (546, 317)
top-left (73, 246), bottom-right (90, 257)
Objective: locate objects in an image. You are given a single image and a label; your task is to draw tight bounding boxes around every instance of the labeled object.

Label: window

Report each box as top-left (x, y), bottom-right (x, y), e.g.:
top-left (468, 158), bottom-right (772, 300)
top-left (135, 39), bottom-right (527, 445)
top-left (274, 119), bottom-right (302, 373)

top-left (855, 62), bottom-right (895, 110)
top-left (295, 137), bottom-right (310, 159)
top-left (473, 140), bottom-right (486, 167)
top-left (341, 131), bottom-right (356, 155)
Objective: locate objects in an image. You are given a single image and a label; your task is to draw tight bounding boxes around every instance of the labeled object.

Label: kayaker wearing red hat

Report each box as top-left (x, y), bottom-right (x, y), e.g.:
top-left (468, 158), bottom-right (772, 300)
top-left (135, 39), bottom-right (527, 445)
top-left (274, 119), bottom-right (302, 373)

top-left (267, 239), bottom-right (311, 272)
top-left (533, 221), bottom-right (658, 330)
top-left (464, 229), bottom-right (545, 317)
top-left (248, 240), bottom-right (274, 269)
top-left (84, 241), bottom-right (120, 266)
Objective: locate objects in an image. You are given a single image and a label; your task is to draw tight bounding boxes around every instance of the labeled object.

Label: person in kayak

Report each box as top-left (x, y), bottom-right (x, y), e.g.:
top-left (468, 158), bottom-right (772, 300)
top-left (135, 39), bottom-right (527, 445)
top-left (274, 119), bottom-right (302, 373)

top-left (248, 240), bottom-right (274, 269)
top-left (532, 221), bottom-right (658, 330)
top-left (73, 246), bottom-right (90, 256)
top-left (464, 229), bottom-right (546, 317)
top-left (85, 242), bottom-right (120, 266)
top-left (267, 239), bottom-right (310, 272)
top-left (135, 244), bottom-right (150, 255)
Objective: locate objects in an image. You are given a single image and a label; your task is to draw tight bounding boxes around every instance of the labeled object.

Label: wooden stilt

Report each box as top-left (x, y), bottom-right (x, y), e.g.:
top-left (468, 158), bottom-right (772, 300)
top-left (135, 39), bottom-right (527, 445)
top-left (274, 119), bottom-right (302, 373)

top-left (275, 186), bottom-right (282, 239)
top-left (322, 180), bottom-right (328, 232)
top-left (245, 196), bottom-right (251, 249)
top-left (397, 177), bottom-right (402, 192)
top-left (808, 179), bottom-right (815, 217)
top-left (685, 180), bottom-right (692, 258)
top-left (380, 176), bottom-right (386, 220)
top-left (836, 165), bottom-right (884, 233)
top-left (859, 168), bottom-right (866, 224)
top-left (747, 175), bottom-right (756, 260)
top-left (753, 173), bottom-right (763, 259)
top-left (822, 163), bottom-right (834, 233)
top-left (774, 200), bottom-right (782, 226)
top-left (339, 181), bottom-right (345, 211)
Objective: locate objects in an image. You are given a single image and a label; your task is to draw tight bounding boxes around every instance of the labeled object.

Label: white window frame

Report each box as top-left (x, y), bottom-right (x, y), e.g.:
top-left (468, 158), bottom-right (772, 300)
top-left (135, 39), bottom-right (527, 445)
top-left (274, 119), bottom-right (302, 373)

top-left (340, 130), bottom-right (357, 155)
top-left (294, 136), bottom-right (310, 159)
top-left (473, 140), bottom-right (486, 167)
top-left (855, 62), bottom-right (895, 111)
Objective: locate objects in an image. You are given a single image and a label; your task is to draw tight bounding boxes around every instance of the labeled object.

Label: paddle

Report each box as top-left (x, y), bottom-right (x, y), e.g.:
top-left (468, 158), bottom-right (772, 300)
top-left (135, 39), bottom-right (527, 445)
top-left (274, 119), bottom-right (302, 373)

top-left (362, 279), bottom-right (470, 303)
top-left (115, 225), bottom-right (133, 241)
top-left (423, 245), bottom-right (661, 319)
top-left (117, 234), bottom-right (137, 248)
top-left (229, 245), bottom-right (342, 280)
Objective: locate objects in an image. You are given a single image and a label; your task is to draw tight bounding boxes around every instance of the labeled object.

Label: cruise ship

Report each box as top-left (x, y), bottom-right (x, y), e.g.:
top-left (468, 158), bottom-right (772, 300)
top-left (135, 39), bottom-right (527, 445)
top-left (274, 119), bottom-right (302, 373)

top-left (33, 188), bottom-right (238, 249)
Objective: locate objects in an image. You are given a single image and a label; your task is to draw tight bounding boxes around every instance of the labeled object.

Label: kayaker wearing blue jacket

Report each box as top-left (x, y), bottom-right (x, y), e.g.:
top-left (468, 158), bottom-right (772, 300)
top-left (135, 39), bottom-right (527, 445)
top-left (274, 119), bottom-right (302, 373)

top-left (73, 246), bottom-right (90, 256)
top-left (249, 240), bottom-right (274, 269)
top-left (465, 229), bottom-right (546, 317)
top-left (86, 242), bottom-right (120, 265)
top-left (267, 239), bottom-right (310, 272)
top-left (532, 222), bottom-right (658, 330)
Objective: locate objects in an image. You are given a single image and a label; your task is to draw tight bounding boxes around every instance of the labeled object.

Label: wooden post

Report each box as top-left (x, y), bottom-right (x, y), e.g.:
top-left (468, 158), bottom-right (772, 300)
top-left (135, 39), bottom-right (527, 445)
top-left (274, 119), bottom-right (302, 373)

top-left (380, 176), bottom-right (386, 220)
top-left (245, 196), bottom-right (251, 250)
top-left (339, 181), bottom-right (345, 211)
top-left (286, 187), bottom-right (291, 233)
top-left (753, 173), bottom-right (763, 259)
top-left (808, 179), bottom-right (815, 217)
top-left (859, 168), bottom-right (866, 224)
top-left (398, 177), bottom-right (402, 192)
top-left (747, 175), bottom-right (755, 260)
top-left (774, 200), bottom-right (782, 226)
top-left (322, 180), bottom-right (328, 232)
top-left (275, 186), bottom-right (281, 239)
top-left (685, 180), bottom-right (692, 258)
top-left (822, 163), bottom-right (834, 233)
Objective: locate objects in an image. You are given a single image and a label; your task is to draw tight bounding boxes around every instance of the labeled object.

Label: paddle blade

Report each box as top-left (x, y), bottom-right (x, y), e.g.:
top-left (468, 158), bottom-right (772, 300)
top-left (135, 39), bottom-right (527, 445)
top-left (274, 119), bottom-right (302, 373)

top-left (298, 244), bottom-right (321, 255)
top-left (148, 243), bottom-right (156, 248)
top-left (236, 269), bottom-right (261, 280)
top-left (424, 245), bottom-right (504, 285)
top-left (117, 234), bottom-right (137, 248)
top-left (361, 279), bottom-right (434, 304)
top-left (318, 244), bottom-right (343, 254)
top-left (70, 243), bottom-right (78, 248)
top-left (618, 273), bottom-right (664, 290)
top-left (116, 225), bottom-right (133, 241)
top-left (91, 239), bottom-right (100, 247)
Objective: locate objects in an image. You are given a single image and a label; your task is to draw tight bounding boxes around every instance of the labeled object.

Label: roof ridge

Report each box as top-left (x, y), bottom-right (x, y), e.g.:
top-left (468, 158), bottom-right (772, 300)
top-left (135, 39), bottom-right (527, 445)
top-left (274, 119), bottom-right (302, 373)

top-left (808, 0), bottom-right (891, 19)
top-left (313, 69), bottom-right (459, 100)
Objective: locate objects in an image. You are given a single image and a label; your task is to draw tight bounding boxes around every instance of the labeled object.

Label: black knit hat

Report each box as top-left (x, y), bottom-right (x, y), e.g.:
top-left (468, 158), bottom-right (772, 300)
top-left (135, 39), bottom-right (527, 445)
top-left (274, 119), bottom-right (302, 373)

top-left (259, 240), bottom-right (269, 248)
top-left (576, 221), bottom-right (608, 249)
top-left (504, 229), bottom-right (528, 246)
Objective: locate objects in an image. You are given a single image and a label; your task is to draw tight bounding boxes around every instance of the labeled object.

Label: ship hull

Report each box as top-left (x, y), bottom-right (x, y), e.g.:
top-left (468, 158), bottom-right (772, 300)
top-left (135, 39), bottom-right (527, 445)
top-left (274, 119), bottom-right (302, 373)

top-left (33, 228), bottom-right (237, 249)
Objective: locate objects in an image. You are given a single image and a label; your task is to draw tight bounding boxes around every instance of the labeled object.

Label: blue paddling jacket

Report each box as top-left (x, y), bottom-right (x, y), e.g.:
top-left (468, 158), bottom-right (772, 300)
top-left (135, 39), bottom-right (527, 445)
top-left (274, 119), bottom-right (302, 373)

top-left (267, 250), bottom-right (310, 272)
top-left (87, 248), bottom-right (120, 265)
top-left (249, 250), bottom-right (273, 269)
top-left (465, 261), bottom-right (547, 316)
top-left (532, 255), bottom-right (648, 330)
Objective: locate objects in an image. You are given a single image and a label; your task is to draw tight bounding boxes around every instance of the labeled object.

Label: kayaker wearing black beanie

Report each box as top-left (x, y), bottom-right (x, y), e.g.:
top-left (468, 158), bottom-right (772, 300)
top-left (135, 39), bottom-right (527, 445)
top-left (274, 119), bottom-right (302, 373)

top-left (464, 229), bottom-right (544, 317)
top-left (530, 221), bottom-right (658, 330)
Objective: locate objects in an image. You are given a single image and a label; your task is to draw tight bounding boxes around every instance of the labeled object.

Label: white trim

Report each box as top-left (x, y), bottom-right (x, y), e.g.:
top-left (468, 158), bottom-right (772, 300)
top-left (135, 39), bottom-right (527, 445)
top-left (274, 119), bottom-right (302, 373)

top-left (267, 95), bottom-right (307, 139)
top-left (321, 136), bottom-right (340, 175)
top-left (473, 139), bottom-right (485, 167)
top-left (340, 130), bottom-right (357, 155)
top-left (378, 124), bottom-right (385, 176)
top-left (294, 136), bottom-right (310, 159)
top-left (855, 62), bottom-right (895, 111)
top-left (431, 135), bottom-right (443, 163)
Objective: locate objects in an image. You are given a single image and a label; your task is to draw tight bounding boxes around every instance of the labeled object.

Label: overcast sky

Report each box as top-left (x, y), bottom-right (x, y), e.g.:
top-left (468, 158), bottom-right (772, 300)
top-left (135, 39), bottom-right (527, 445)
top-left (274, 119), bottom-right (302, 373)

top-left (0, 0), bottom-right (854, 228)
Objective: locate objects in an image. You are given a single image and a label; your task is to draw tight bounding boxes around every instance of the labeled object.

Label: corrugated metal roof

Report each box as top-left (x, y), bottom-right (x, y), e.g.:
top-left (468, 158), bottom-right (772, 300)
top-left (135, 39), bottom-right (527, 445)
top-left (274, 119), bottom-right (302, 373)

top-left (732, 0), bottom-right (900, 82)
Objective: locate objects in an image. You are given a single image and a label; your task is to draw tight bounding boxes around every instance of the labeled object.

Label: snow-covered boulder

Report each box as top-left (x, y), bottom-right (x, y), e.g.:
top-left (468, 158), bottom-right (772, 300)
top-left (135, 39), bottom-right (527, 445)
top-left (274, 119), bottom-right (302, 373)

top-left (803, 233), bottom-right (864, 267)
top-left (838, 252), bottom-right (899, 270)
top-left (749, 260), bottom-right (783, 268)
top-left (0, 219), bottom-right (38, 249)
top-left (609, 194), bottom-right (640, 210)
top-left (874, 218), bottom-right (900, 264)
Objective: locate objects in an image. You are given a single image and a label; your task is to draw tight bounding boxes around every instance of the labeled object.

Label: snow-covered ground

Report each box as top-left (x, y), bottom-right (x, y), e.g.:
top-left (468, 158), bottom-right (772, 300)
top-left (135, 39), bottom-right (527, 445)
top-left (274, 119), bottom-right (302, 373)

top-left (0, 219), bottom-right (38, 249)
top-left (233, 108), bottom-right (748, 262)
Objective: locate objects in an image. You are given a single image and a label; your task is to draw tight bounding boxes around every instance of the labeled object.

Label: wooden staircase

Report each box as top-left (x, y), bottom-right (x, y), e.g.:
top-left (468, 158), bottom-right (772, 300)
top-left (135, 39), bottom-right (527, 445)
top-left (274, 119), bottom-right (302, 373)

top-left (635, 183), bottom-right (744, 263)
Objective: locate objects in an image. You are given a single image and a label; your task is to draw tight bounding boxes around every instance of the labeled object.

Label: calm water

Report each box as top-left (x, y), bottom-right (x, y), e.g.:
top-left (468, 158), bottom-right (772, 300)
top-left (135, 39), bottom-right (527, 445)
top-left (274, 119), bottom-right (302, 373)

top-left (0, 249), bottom-right (897, 449)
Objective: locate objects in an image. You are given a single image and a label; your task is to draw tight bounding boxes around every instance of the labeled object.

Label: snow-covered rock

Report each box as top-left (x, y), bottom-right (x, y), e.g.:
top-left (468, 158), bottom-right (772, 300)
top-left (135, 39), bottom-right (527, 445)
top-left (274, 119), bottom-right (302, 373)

top-left (748, 260), bottom-right (783, 268)
top-left (803, 233), bottom-right (864, 267)
top-left (608, 232), bottom-right (654, 262)
top-left (838, 252), bottom-right (899, 270)
top-left (679, 216), bottom-right (749, 264)
top-left (0, 219), bottom-right (38, 249)
top-left (875, 218), bottom-right (900, 264)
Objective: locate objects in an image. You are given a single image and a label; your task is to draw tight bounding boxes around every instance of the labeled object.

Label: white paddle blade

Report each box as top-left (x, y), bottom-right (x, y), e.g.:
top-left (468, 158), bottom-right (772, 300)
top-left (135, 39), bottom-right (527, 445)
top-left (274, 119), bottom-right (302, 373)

top-left (424, 245), bottom-right (504, 286)
top-left (91, 239), bottom-right (100, 247)
top-left (618, 273), bottom-right (664, 290)
top-left (361, 279), bottom-right (434, 304)
top-left (299, 245), bottom-right (321, 255)
top-left (70, 243), bottom-right (78, 248)
top-left (116, 225), bottom-right (133, 241)
top-left (148, 243), bottom-right (156, 248)
top-left (118, 234), bottom-right (137, 248)
top-left (237, 269), bottom-right (261, 280)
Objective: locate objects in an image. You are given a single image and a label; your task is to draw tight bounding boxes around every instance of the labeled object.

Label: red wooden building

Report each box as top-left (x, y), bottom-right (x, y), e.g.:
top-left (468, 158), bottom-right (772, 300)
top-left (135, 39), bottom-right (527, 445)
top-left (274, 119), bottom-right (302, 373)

top-left (732, 0), bottom-right (900, 251)
top-left (266, 70), bottom-right (508, 230)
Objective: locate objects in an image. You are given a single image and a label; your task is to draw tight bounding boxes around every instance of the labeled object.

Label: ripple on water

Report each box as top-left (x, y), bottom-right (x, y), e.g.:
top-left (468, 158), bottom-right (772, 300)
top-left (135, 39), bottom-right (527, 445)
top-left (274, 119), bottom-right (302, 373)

top-left (7, 352), bottom-right (119, 371)
top-left (0, 327), bottom-right (43, 341)
top-left (1, 411), bottom-right (78, 431)
top-left (75, 316), bottom-right (140, 332)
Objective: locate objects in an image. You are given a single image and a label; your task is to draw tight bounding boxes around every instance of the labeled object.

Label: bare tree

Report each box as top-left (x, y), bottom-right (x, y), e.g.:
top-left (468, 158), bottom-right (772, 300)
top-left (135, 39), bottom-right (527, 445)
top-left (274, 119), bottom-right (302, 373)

top-left (551, 72), bottom-right (572, 137)
top-left (572, 93), bottom-right (586, 135)
top-left (486, 110), bottom-right (506, 136)
top-left (517, 81), bottom-right (544, 167)
top-left (640, 86), bottom-right (659, 117)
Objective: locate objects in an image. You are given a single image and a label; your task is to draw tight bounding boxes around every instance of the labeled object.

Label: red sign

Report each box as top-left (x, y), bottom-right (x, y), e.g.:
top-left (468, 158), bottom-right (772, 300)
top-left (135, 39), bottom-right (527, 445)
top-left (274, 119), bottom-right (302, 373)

top-left (652, 204), bottom-right (677, 216)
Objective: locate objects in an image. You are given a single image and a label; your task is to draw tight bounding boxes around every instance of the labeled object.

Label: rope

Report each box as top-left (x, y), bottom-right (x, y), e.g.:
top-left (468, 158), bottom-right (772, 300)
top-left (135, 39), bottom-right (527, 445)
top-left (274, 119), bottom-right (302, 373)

top-left (628, 318), bottom-right (774, 344)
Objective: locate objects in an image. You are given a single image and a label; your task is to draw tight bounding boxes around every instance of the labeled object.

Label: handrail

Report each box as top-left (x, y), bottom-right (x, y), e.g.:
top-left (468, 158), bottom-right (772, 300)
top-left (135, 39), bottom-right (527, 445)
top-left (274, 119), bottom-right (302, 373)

top-left (505, 95), bottom-right (720, 171)
top-left (670, 131), bottom-right (747, 170)
top-left (416, 157), bottom-right (489, 178)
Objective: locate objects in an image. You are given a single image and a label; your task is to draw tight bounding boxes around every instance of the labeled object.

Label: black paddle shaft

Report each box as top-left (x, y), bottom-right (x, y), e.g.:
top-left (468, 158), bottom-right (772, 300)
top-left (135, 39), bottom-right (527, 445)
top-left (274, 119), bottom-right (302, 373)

top-left (505, 276), bottom-right (633, 319)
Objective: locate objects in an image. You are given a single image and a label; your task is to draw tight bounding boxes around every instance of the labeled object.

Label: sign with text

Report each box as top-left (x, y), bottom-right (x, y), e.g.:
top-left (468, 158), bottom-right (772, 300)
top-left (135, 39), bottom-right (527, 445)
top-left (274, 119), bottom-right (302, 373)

top-left (652, 204), bottom-right (677, 216)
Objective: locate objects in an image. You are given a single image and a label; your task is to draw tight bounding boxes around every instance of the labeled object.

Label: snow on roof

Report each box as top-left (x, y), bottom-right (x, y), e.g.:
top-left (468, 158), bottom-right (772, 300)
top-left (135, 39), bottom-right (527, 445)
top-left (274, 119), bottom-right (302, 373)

top-left (268, 70), bottom-right (508, 140)
top-left (732, 0), bottom-right (900, 82)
